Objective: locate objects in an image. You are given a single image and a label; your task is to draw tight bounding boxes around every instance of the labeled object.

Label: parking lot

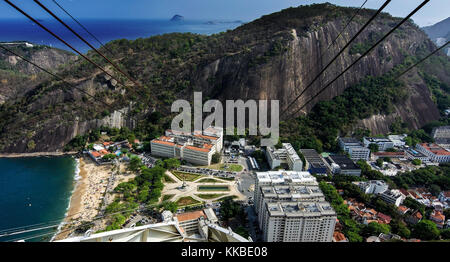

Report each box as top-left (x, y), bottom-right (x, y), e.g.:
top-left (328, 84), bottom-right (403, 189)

top-left (176, 166), bottom-right (238, 179)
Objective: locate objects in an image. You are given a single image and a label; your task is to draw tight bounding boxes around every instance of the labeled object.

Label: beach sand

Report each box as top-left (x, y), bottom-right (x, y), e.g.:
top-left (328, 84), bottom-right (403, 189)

top-left (54, 157), bottom-right (112, 240)
top-left (0, 151), bottom-right (77, 158)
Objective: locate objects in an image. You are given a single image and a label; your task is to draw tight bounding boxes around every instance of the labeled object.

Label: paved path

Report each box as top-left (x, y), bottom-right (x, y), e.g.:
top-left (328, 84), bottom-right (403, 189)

top-left (161, 171), bottom-right (246, 204)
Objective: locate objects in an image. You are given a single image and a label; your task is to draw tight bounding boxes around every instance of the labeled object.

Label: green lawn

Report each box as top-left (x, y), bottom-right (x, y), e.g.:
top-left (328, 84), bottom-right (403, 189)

top-left (161, 194), bottom-right (175, 202)
top-left (163, 174), bottom-right (176, 183)
top-left (175, 196), bottom-right (202, 207)
top-left (197, 185), bottom-right (230, 191)
top-left (171, 171), bottom-right (202, 181)
top-left (195, 193), bottom-right (227, 199)
top-left (204, 163), bottom-right (243, 172)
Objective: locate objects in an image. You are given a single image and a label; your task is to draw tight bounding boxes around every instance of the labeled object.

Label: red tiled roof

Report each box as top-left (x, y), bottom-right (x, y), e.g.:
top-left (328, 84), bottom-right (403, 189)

top-left (398, 206), bottom-right (409, 213)
top-left (419, 143), bottom-right (450, 155)
top-left (333, 231), bottom-right (347, 242)
top-left (373, 152), bottom-right (405, 156)
top-left (91, 151), bottom-right (101, 158)
top-left (185, 145), bottom-right (211, 153)
top-left (99, 149), bottom-right (109, 155)
top-left (377, 213), bottom-right (392, 223)
top-left (152, 140), bottom-right (176, 146)
top-left (176, 210), bottom-right (206, 222)
top-left (195, 134), bottom-right (219, 140)
top-left (431, 211), bottom-right (445, 222)
top-left (442, 191), bottom-right (450, 198)
top-left (414, 212), bottom-right (423, 220)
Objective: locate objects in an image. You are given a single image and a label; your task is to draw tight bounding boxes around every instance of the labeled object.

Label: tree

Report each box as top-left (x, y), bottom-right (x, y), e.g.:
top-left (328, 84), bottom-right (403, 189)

top-left (412, 159), bottom-right (422, 166)
top-left (369, 143), bottom-right (379, 153)
top-left (412, 220), bottom-right (440, 240)
top-left (441, 229), bottom-right (450, 239)
top-left (102, 153), bottom-right (116, 161)
top-left (376, 158), bottom-right (384, 168)
top-left (163, 158), bottom-right (180, 170)
top-left (364, 222), bottom-right (390, 237)
top-left (211, 152), bottom-right (221, 164)
top-left (346, 231), bottom-right (363, 242)
top-left (162, 202), bottom-right (178, 213)
top-left (129, 156), bottom-right (143, 172)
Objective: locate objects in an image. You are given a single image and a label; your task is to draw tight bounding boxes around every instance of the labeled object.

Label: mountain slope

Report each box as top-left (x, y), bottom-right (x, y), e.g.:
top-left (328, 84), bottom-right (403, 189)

top-left (422, 17), bottom-right (450, 56)
top-left (0, 3), bottom-right (448, 153)
top-left (0, 42), bottom-right (77, 104)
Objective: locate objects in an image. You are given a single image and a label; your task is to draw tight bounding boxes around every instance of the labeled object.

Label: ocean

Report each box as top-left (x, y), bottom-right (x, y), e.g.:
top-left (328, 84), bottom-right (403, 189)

top-left (0, 18), bottom-right (243, 53)
top-left (0, 157), bottom-right (78, 242)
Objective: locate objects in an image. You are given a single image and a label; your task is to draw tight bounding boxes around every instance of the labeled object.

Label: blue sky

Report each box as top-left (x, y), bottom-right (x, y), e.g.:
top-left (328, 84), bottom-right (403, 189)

top-left (0, 0), bottom-right (448, 26)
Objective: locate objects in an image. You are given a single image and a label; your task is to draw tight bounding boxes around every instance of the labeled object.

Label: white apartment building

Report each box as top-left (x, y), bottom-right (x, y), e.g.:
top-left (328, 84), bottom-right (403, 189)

top-left (338, 137), bottom-right (370, 161)
top-left (348, 146), bottom-right (371, 161)
top-left (150, 126), bottom-right (223, 166)
top-left (363, 137), bottom-right (394, 151)
top-left (379, 189), bottom-right (406, 207)
top-left (432, 126), bottom-right (450, 149)
top-left (416, 143), bottom-right (450, 163)
top-left (266, 143), bottom-right (303, 171)
top-left (388, 134), bottom-right (407, 147)
top-left (262, 201), bottom-right (336, 242)
top-left (355, 180), bottom-right (388, 194)
top-left (257, 184), bottom-right (325, 230)
top-left (254, 171), bottom-right (318, 216)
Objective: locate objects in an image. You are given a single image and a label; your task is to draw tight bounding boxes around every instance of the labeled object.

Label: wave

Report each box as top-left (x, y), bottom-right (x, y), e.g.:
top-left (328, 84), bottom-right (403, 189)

top-left (50, 157), bottom-right (81, 242)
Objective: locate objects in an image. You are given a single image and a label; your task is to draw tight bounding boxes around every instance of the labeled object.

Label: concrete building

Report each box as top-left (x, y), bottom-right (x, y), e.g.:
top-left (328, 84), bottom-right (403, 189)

top-left (416, 143), bottom-right (450, 163)
top-left (299, 149), bottom-right (328, 175)
top-left (262, 201), bottom-right (336, 242)
top-left (405, 148), bottom-right (430, 162)
top-left (379, 189), bottom-right (406, 207)
top-left (388, 134), bottom-right (407, 147)
top-left (254, 171), bottom-right (318, 216)
top-left (256, 184), bottom-right (325, 230)
top-left (348, 146), bottom-right (371, 161)
top-left (363, 137), bottom-right (394, 151)
top-left (371, 151), bottom-right (406, 160)
top-left (432, 126), bottom-right (450, 149)
top-left (338, 137), bottom-right (370, 161)
top-left (150, 126), bottom-right (223, 166)
top-left (57, 209), bottom-right (248, 242)
top-left (326, 155), bottom-right (362, 176)
top-left (356, 180), bottom-right (388, 194)
top-left (266, 143), bottom-right (303, 171)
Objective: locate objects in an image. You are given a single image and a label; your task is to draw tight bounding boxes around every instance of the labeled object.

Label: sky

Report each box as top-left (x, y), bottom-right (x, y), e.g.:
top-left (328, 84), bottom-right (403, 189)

top-left (0, 0), bottom-right (448, 27)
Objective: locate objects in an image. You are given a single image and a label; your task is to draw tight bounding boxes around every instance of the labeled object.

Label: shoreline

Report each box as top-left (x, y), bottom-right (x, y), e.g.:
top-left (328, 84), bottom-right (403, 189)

top-left (53, 157), bottom-right (113, 241)
top-left (53, 157), bottom-right (87, 241)
top-left (0, 151), bottom-right (78, 158)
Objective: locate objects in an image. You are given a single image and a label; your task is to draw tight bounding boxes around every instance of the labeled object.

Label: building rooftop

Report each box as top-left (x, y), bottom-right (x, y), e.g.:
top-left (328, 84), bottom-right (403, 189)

top-left (260, 185), bottom-right (324, 200)
top-left (266, 201), bottom-right (336, 217)
top-left (339, 137), bottom-right (361, 144)
top-left (328, 155), bottom-right (360, 170)
top-left (364, 137), bottom-right (392, 143)
top-left (419, 143), bottom-right (450, 156)
top-left (176, 210), bottom-right (206, 222)
top-left (256, 171), bottom-right (317, 185)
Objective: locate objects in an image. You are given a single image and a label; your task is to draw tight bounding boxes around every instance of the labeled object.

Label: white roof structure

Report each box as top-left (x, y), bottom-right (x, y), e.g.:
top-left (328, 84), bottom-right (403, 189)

top-left (56, 219), bottom-right (250, 242)
top-left (256, 171), bottom-right (316, 185)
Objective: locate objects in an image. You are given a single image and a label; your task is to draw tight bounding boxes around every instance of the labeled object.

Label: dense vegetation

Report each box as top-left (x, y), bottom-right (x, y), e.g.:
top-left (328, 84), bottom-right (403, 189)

top-left (101, 158), bottom-right (181, 231)
top-left (280, 60), bottom-right (413, 152)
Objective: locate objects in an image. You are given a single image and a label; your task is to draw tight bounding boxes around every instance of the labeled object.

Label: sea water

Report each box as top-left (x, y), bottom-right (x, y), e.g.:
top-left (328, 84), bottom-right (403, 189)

top-left (0, 157), bottom-right (78, 242)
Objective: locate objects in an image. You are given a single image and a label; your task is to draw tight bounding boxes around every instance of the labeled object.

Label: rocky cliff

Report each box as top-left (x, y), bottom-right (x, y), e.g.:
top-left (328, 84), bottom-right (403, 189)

top-left (0, 42), bottom-right (77, 104)
top-left (0, 4), bottom-right (448, 153)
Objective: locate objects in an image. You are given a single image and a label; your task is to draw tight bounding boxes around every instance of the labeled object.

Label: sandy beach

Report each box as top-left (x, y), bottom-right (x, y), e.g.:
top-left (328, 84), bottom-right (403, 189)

top-left (0, 151), bottom-right (77, 158)
top-left (54, 157), bottom-right (113, 240)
